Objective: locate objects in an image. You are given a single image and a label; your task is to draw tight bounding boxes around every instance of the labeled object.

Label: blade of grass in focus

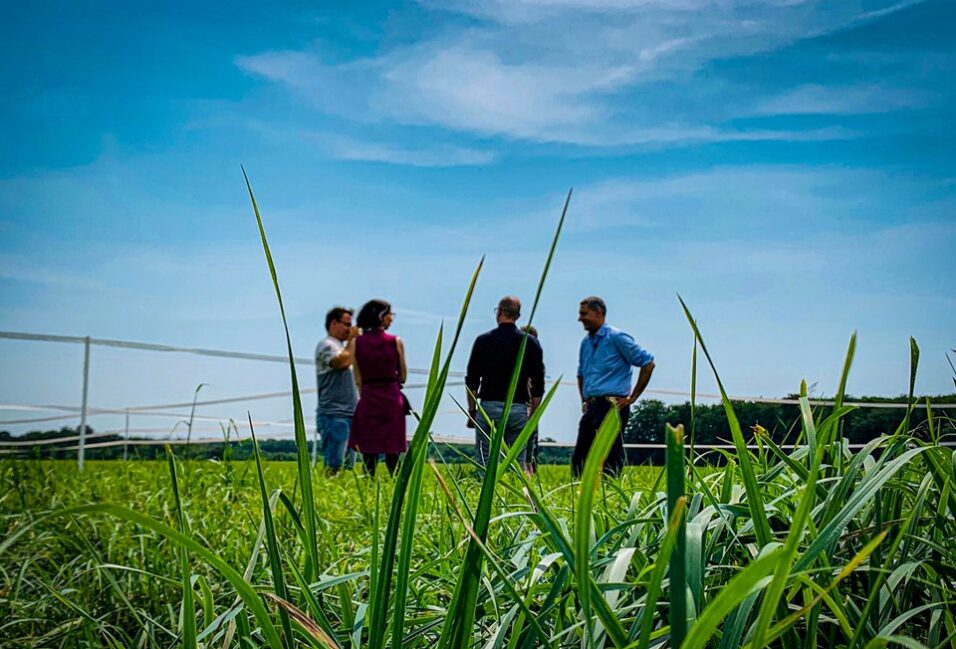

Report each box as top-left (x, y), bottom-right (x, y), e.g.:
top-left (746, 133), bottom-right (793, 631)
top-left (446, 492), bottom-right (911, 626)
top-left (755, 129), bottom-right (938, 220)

top-left (749, 383), bottom-right (827, 649)
top-left (221, 489), bottom-right (281, 649)
top-left (496, 377), bottom-right (562, 482)
top-left (665, 423), bottom-right (687, 649)
top-left (680, 544), bottom-right (784, 649)
top-left (438, 188), bottom-right (571, 649)
top-left (390, 406), bottom-right (429, 649)
top-left (242, 166), bottom-right (320, 583)
top-left (166, 446), bottom-right (198, 649)
top-left (636, 496), bottom-right (687, 649)
top-left (367, 260), bottom-right (482, 649)
top-left (678, 295), bottom-right (773, 547)
top-left (575, 406), bottom-right (622, 645)
top-left (55, 503), bottom-right (284, 649)
top-left (249, 417), bottom-right (295, 649)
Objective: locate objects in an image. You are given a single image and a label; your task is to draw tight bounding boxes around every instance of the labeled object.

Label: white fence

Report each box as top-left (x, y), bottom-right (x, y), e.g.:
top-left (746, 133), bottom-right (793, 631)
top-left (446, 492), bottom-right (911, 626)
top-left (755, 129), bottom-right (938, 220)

top-left (2, 330), bottom-right (953, 467)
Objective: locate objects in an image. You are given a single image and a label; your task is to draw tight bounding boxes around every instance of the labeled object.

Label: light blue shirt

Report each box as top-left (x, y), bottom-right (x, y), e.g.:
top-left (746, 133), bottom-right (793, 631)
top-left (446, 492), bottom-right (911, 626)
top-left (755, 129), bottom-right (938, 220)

top-left (578, 324), bottom-right (654, 398)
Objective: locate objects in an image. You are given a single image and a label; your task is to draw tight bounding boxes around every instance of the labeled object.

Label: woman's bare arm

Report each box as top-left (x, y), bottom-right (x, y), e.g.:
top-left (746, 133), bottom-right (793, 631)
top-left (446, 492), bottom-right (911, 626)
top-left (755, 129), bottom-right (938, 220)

top-left (350, 337), bottom-right (362, 391)
top-left (396, 337), bottom-right (407, 384)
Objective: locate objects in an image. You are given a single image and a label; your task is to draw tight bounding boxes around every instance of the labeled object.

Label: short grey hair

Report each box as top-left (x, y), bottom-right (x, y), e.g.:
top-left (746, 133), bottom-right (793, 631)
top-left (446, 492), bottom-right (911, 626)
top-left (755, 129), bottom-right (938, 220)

top-left (580, 296), bottom-right (607, 316)
top-left (497, 296), bottom-right (521, 319)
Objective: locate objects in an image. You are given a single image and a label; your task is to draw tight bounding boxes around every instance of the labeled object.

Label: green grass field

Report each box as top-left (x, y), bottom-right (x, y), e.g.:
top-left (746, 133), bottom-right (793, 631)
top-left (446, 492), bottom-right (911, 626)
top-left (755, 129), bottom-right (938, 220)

top-left (2, 177), bottom-right (952, 648)
top-left (0, 460), bottom-right (667, 647)
top-left (2, 433), bottom-right (954, 649)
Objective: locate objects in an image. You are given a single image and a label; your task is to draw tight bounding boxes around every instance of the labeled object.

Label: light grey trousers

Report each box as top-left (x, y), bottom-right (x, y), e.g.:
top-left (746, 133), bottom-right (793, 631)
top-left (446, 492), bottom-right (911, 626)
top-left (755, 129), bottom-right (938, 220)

top-left (475, 401), bottom-right (530, 467)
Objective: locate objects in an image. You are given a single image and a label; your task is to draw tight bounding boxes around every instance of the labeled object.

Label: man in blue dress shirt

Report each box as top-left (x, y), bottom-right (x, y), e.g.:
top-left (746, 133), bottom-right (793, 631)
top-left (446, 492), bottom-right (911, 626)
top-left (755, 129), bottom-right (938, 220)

top-left (574, 296), bottom-right (655, 477)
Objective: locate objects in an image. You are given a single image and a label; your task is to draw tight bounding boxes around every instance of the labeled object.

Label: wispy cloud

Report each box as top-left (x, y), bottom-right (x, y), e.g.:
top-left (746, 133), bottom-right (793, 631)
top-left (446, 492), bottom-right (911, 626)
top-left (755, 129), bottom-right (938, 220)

top-left (753, 84), bottom-right (933, 115)
top-left (321, 135), bottom-right (496, 167)
top-left (236, 1), bottom-right (929, 148)
top-left (545, 164), bottom-right (942, 233)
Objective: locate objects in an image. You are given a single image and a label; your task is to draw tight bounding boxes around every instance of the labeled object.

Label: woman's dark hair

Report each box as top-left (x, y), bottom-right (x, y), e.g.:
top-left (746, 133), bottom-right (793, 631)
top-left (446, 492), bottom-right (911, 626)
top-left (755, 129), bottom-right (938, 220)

top-left (356, 299), bottom-right (392, 330)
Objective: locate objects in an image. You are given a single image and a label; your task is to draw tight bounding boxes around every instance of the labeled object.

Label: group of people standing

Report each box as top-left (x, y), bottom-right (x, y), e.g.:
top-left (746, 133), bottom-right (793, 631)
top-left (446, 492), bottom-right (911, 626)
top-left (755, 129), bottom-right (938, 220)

top-left (315, 295), bottom-right (655, 478)
top-left (315, 300), bottom-right (407, 476)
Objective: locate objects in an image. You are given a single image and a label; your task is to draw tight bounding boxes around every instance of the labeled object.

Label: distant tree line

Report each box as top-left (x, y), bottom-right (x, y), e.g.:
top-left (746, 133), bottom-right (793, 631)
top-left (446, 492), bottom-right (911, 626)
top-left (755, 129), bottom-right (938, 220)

top-left (2, 393), bottom-right (952, 464)
top-left (622, 394), bottom-right (953, 464)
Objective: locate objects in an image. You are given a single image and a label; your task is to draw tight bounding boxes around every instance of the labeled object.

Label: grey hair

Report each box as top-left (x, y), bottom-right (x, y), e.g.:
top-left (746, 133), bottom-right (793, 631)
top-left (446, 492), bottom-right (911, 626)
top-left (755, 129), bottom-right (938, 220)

top-left (497, 296), bottom-right (521, 319)
top-left (580, 296), bottom-right (607, 316)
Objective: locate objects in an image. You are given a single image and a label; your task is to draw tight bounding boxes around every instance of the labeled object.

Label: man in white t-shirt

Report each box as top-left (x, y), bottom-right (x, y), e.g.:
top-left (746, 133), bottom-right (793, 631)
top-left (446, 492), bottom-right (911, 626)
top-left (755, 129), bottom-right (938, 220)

top-left (315, 306), bottom-right (359, 475)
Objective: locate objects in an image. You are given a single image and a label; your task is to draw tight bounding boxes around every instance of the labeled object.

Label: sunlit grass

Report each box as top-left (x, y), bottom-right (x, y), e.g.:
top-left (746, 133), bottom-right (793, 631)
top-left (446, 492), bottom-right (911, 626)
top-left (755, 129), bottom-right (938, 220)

top-left (1, 174), bottom-right (953, 648)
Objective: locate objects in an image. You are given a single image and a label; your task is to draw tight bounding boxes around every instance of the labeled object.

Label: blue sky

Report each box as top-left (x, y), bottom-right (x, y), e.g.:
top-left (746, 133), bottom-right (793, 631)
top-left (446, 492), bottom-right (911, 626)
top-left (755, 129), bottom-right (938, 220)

top-left (1, 0), bottom-right (954, 442)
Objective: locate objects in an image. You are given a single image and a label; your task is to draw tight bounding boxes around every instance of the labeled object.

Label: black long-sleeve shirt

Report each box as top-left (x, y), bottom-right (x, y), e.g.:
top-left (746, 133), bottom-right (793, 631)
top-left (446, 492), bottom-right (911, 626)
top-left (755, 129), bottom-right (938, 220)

top-left (465, 323), bottom-right (545, 403)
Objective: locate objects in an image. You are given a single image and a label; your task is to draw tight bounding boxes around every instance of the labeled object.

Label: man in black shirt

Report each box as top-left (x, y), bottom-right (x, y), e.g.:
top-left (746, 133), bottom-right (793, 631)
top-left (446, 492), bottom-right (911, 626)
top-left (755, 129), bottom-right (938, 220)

top-left (465, 296), bottom-right (545, 469)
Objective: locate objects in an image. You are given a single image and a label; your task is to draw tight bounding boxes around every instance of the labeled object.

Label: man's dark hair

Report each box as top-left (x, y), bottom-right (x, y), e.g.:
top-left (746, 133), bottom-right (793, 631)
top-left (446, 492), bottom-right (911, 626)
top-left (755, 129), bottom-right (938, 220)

top-left (580, 296), bottom-right (607, 316)
top-left (325, 306), bottom-right (353, 331)
top-left (497, 296), bottom-right (521, 319)
top-left (356, 299), bottom-right (392, 330)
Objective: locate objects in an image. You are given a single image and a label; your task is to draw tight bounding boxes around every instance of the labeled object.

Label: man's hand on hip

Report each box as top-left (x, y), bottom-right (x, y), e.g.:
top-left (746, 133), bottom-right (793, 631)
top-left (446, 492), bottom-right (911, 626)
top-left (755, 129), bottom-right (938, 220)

top-left (611, 396), bottom-right (636, 409)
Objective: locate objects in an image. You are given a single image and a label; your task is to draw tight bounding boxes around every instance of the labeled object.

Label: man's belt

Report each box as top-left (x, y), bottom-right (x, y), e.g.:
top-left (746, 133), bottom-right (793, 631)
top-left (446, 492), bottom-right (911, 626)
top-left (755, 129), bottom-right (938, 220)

top-left (584, 395), bottom-right (627, 404)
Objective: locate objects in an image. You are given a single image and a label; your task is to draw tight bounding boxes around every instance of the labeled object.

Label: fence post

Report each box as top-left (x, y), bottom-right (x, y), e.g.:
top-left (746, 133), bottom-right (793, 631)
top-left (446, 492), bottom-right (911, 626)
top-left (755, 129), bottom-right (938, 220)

top-left (123, 408), bottom-right (129, 461)
top-left (78, 336), bottom-right (91, 470)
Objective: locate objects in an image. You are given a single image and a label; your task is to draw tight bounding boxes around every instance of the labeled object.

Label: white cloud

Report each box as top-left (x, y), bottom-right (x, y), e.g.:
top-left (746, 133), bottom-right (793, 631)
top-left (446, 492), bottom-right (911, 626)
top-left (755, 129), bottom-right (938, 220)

top-left (377, 43), bottom-right (630, 139)
top-left (0, 260), bottom-right (107, 292)
top-left (321, 135), bottom-right (497, 167)
top-left (236, 1), bottom-right (925, 146)
top-left (754, 84), bottom-right (932, 115)
top-left (545, 165), bottom-right (914, 232)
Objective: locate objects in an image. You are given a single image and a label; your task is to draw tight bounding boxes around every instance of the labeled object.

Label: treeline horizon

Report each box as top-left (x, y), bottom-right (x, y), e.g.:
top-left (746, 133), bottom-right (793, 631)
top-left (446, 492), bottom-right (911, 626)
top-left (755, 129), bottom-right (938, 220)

top-left (4, 392), bottom-right (952, 464)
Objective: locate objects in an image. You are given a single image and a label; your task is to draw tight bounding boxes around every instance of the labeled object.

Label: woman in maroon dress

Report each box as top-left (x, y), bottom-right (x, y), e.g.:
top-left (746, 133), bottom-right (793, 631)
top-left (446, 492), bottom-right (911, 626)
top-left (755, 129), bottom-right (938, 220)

top-left (348, 299), bottom-right (408, 476)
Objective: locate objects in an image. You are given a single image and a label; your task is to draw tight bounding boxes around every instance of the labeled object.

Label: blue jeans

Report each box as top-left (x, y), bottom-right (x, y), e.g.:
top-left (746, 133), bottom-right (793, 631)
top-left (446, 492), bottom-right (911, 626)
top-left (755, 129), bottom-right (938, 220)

top-left (317, 414), bottom-right (354, 470)
top-left (475, 401), bottom-right (530, 467)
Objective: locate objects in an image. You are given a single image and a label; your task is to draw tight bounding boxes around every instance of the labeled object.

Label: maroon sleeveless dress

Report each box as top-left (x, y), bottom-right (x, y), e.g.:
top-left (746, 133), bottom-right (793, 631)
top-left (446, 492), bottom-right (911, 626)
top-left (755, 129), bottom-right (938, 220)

top-left (348, 329), bottom-right (407, 455)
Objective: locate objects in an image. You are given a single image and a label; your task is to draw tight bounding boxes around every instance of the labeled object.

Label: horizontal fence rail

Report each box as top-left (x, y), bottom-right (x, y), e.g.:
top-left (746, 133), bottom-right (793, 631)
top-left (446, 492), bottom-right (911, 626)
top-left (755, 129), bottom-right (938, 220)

top-left (2, 329), bottom-right (954, 465)
top-left (3, 330), bottom-right (953, 409)
top-left (3, 433), bottom-right (953, 455)
top-left (0, 330), bottom-right (457, 377)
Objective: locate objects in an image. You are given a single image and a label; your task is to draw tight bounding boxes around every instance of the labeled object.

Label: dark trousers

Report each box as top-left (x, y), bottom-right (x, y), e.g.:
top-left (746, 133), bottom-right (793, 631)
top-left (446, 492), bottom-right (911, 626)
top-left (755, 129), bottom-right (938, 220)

top-left (363, 453), bottom-right (400, 477)
top-left (572, 398), bottom-right (630, 478)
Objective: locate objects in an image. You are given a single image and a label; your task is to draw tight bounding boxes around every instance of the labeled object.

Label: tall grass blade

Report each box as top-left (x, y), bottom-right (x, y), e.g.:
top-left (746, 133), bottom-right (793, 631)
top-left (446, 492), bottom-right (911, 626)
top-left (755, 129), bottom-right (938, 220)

top-left (222, 489), bottom-right (281, 649)
top-left (496, 376), bottom-right (562, 481)
top-left (833, 333), bottom-right (856, 411)
top-left (428, 461), bottom-right (555, 649)
top-left (750, 388), bottom-right (826, 648)
top-left (637, 497), bottom-right (687, 649)
top-left (249, 417), bottom-right (295, 649)
top-left (439, 188), bottom-right (571, 649)
top-left (678, 295), bottom-right (772, 547)
top-left (575, 407), bottom-right (622, 645)
top-left (680, 545), bottom-right (783, 649)
top-left (54, 503), bottom-right (284, 649)
top-left (903, 337), bottom-right (919, 435)
top-left (760, 531), bottom-right (889, 647)
top-left (367, 259), bottom-right (483, 649)
top-left (390, 418), bottom-right (429, 649)
top-left (166, 446), bottom-right (198, 649)
top-left (690, 334), bottom-right (698, 454)
top-left (242, 166), bottom-right (319, 582)
top-left (666, 424), bottom-right (687, 649)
